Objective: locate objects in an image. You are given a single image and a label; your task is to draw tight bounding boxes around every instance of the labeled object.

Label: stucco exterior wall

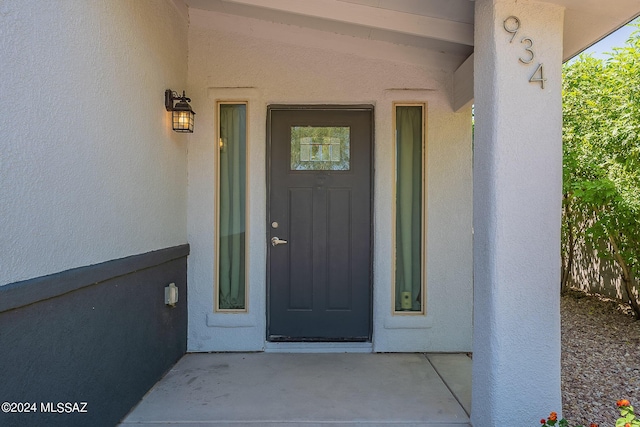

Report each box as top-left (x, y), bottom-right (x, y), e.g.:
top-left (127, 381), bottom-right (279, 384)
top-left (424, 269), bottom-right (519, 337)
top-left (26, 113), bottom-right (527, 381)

top-left (472, 0), bottom-right (564, 423)
top-left (186, 9), bottom-right (473, 352)
top-left (0, 0), bottom-right (189, 286)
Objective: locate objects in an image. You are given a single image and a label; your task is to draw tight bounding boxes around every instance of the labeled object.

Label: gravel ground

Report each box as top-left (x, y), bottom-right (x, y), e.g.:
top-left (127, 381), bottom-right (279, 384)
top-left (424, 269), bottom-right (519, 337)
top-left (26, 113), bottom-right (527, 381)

top-left (562, 291), bottom-right (640, 426)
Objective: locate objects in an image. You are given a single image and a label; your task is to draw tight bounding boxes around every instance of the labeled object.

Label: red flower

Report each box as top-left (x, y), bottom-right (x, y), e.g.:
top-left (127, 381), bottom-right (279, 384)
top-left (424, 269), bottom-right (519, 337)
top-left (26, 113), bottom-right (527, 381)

top-left (617, 399), bottom-right (631, 407)
top-left (625, 423), bottom-right (631, 427)
top-left (590, 424), bottom-right (599, 427)
top-left (548, 412), bottom-right (558, 421)
top-left (540, 419), bottom-right (546, 424)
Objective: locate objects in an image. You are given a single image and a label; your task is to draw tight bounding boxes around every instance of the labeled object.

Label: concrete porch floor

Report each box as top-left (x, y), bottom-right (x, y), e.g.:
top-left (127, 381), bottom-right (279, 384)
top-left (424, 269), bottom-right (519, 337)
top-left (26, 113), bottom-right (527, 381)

top-left (119, 353), bottom-right (471, 427)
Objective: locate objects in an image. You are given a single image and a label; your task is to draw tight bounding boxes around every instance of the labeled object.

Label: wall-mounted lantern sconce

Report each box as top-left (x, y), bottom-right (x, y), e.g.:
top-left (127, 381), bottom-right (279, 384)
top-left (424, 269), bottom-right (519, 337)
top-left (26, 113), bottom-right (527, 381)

top-left (165, 89), bottom-right (195, 133)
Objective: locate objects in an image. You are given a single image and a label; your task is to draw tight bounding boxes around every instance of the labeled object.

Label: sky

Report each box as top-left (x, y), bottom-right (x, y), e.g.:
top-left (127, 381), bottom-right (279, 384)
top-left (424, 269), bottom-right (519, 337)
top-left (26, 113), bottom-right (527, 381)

top-left (582, 17), bottom-right (639, 58)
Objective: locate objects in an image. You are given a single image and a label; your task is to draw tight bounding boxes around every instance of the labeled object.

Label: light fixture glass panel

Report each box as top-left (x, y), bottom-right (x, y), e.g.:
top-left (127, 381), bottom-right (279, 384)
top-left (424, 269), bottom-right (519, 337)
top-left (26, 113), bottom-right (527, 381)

top-left (173, 110), bottom-right (194, 133)
top-left (291, 126), bottom-right (350, 170)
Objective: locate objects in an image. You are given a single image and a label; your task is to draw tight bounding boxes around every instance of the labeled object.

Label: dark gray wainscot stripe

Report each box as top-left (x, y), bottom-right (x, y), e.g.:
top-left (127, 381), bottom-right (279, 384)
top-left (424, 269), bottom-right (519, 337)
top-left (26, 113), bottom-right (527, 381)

top-left (0, 244), bottom-right (189, 427)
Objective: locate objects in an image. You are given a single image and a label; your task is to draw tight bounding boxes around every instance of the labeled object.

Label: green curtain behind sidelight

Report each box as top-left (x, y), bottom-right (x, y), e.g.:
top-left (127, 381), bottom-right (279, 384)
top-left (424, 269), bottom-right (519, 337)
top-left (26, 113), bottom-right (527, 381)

top-left (218, 104), bottom-right (246, 310)
top-left (395, 106), bottom-right (423, 312)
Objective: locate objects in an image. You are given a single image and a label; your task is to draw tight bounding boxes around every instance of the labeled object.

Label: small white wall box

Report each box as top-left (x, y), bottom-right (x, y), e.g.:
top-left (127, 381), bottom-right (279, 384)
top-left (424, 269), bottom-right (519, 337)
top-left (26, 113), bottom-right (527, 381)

top-left (165, 283), bottom-right (178, 307)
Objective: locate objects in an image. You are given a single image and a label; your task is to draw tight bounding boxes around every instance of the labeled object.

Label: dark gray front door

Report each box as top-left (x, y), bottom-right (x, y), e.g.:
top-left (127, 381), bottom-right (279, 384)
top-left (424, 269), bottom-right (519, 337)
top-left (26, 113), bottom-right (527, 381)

top-left (267, 106), bottom-right (373, 341)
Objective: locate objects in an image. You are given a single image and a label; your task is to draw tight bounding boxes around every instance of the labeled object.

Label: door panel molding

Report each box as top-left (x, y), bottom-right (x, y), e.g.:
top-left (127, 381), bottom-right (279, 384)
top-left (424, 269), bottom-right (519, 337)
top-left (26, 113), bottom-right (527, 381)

top-left (266, 105), bottom-right (374, 342)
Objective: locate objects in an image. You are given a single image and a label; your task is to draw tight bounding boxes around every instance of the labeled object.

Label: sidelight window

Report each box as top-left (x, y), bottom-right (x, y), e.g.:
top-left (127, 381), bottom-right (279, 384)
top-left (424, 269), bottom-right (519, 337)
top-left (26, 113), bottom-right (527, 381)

top-left (394, 104), bottom-right (426, 313)
top-left (216, 102), bottom-right (247, 311)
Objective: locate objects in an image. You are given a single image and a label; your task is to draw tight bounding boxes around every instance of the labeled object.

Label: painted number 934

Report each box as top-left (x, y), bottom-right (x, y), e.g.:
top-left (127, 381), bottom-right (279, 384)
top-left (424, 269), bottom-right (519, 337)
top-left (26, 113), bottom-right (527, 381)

top-left (503, 15), bottom-right (547, 89)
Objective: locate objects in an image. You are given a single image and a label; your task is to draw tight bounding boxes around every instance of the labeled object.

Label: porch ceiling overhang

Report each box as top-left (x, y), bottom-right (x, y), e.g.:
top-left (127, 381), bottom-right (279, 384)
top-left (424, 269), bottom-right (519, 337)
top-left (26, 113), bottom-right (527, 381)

top-left (185, 0), bottom-right (640, 64)
top-left (184, 0), bottom-right (639, 111)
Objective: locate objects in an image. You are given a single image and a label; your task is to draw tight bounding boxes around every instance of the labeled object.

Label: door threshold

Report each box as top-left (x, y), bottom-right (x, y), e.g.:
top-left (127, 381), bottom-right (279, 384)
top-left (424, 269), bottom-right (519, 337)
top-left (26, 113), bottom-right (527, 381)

top-left (264, 341), bottom-right (373, 353)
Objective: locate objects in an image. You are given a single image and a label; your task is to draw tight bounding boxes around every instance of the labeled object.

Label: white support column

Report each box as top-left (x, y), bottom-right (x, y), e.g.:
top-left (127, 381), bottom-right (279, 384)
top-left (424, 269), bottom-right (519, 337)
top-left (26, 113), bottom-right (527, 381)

top-left (472, 1), bottom-right (564, 425)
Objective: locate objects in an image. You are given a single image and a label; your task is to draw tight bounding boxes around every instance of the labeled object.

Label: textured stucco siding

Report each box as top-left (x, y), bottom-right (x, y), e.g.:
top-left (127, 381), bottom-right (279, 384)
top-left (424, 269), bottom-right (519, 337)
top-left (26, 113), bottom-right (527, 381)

top-left (186, 9), bottom-right (473, 352)
top-left (472, 0), bottom-right (564, 424)
top-left (0, 0), bottom-right (189, 286)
